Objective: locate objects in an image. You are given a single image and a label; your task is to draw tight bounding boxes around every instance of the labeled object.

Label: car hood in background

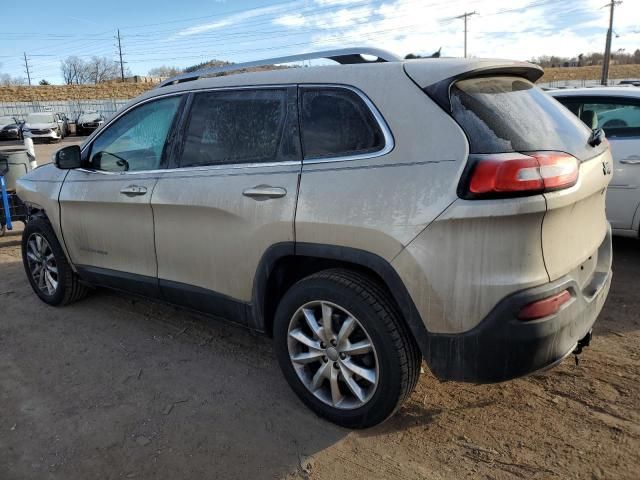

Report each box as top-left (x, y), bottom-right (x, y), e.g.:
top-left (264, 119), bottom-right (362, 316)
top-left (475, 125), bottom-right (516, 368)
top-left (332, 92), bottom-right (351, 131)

top-left (25, 122), bottom-right (56, 130)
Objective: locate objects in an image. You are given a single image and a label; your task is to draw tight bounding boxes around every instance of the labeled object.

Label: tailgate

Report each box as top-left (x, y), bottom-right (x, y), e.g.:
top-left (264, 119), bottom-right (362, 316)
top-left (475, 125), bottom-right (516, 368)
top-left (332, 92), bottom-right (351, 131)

top-left (542, 149), bottom-right (613, 281)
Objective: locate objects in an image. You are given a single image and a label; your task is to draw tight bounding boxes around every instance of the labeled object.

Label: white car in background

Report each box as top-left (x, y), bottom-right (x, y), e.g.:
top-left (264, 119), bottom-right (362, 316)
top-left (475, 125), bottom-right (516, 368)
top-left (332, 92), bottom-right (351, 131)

top-left (22, 112), bottom-right (65, 143)
top-left (550, 87), bottom-right (640, 237)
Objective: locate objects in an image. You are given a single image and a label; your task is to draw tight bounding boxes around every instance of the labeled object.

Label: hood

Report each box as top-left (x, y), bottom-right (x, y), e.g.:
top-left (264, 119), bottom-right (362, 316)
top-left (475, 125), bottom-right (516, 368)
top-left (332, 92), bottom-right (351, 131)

top-left (25, 122), bottom-right (56, 129)
top-left (0, 122), bottom-right (19, 130)
top-left (78, 114), bottom-right (102, 123)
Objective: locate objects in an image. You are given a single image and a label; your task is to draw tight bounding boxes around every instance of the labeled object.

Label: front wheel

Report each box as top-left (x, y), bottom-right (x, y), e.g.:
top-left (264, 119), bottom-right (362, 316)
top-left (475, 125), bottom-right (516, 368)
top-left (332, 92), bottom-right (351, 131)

top-left (22, 217), bottom-right (89, 306)
top-left (273, 269), bottom-right (421, 428)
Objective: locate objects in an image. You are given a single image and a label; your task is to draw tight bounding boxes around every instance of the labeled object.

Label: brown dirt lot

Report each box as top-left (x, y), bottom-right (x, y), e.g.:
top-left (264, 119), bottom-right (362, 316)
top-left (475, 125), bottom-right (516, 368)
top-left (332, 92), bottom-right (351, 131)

top-left (0, 146), bottom-right (639, 480)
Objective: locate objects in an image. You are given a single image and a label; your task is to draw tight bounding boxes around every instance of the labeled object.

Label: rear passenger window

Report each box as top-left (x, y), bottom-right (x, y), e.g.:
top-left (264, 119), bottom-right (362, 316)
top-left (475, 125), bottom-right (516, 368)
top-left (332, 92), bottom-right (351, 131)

top-left (180, 89), bottom-right (288, 167)
top-left (300, 88), bottom-right (385, 159)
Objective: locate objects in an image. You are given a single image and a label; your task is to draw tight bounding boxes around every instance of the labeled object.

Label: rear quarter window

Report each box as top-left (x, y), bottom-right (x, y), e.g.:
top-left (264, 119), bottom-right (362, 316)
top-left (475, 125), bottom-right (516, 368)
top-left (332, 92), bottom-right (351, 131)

top-left (450, 76), bottom-right (595, 160)
top-left (300, 87), bottom-right (385, 159)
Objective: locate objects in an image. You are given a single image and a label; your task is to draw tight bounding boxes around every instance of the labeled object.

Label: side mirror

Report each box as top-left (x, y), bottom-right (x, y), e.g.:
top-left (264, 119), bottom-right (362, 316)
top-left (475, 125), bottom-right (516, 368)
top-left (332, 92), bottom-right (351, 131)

top-left (54, 145), bottom-right (82, 169)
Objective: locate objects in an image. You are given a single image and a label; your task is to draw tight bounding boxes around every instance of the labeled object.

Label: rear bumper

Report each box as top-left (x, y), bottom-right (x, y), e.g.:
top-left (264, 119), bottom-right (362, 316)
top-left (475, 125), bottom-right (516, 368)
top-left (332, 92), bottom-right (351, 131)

top-left (425, 227), bottom-right (612, 383)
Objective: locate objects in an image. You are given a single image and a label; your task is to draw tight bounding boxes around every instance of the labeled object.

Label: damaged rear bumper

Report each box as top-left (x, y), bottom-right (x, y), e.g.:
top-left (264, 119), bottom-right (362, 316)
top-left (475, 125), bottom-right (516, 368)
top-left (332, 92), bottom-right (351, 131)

top-left (425, 227), bottom-right (612, 383)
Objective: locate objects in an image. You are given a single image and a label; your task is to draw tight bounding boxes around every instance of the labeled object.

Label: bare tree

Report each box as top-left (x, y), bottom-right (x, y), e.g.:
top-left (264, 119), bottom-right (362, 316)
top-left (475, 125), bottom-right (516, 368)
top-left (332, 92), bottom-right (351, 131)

top-left (0, 73), bottom-right (26, 86)
top-left (61, 56), bottom-right (89, 84)
top-left (86, 56), bottom-right (120, 84)
top-left (148, 65), bottom-right (182, 77)
top-left (61, 56), bottom-right (122, 84)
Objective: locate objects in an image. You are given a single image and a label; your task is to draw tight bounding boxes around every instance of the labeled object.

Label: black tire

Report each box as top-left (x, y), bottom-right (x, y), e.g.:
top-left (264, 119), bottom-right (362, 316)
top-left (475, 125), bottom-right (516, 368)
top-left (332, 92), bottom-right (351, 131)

top-left (22, 217), bottom-right (89, 306)
top-left (273, 268), bottom-right (421, 428)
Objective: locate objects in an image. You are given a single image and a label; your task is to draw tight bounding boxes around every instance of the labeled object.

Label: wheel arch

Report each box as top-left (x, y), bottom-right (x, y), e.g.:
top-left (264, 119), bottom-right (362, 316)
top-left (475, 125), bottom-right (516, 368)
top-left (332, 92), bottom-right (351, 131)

top-left (251, 242), bottom-right (430, 358)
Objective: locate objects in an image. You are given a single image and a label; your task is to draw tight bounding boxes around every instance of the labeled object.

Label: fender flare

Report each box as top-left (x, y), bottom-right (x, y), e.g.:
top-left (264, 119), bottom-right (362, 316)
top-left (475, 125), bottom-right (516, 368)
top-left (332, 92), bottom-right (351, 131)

top-left (250, 241), bottom-right (431, 358)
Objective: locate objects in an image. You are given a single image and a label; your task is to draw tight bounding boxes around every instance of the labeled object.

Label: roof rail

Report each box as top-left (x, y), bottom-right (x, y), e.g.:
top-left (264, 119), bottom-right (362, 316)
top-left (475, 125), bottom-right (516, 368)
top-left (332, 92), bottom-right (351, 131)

top-left (158, 47), bottom-right (402, 88)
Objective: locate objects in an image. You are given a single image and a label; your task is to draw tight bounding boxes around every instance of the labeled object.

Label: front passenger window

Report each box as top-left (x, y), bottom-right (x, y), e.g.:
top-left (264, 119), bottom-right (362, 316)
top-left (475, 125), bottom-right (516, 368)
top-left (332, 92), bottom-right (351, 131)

top-left (89, 96), bottom-right (182, 172)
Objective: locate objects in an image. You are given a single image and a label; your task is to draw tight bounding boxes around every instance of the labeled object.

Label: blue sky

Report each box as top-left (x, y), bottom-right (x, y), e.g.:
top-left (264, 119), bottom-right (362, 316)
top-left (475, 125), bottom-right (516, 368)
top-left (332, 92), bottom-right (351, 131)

top-left (1, 0), bottom-right (639, 84)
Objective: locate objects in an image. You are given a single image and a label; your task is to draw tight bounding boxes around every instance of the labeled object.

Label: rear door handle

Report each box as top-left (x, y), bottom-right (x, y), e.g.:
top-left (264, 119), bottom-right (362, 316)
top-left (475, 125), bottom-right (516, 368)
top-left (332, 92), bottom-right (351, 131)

top-left (243, 185), bottom-right (287, 200)
top-left (120, 185), bottom-right (148, 196)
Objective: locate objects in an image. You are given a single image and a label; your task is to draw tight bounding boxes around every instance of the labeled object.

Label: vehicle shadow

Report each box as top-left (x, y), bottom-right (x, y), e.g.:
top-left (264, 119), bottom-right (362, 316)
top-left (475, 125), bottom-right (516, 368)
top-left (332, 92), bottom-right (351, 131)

top-left (0, 258), bottom-right (347, 480)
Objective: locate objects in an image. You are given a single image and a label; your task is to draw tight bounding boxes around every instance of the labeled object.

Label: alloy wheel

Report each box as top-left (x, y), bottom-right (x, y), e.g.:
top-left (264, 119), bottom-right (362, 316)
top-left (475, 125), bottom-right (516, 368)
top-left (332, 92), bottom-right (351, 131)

top-left (26, 233), bottom-right (58, 296)
top-left (287, 300), bottom-right (379, 410)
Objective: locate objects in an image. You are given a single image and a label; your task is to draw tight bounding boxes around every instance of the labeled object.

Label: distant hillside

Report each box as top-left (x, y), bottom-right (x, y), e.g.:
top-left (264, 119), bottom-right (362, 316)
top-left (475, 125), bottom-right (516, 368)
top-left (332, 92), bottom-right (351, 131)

top-left (540, 64), bottom-right (640, 82)
top-left (1, 63), bottom-right (638, 103)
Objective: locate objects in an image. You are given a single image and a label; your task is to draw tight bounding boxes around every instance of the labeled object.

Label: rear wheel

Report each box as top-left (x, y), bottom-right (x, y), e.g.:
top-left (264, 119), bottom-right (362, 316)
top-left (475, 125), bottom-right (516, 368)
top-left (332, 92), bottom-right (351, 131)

top-left (273, 269), bottom-right (421, 428)
top-left (22, 217), bottom-right (89, 306)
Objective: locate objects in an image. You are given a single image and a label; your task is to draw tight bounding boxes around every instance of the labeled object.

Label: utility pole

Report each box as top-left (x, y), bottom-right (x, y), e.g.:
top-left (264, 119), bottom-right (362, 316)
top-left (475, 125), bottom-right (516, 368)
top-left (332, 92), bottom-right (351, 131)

top-left (601, 1), bottom-right (622, 85)
top-left (456, 11), bottom-right (478, 58)
top-left (116, 29), bottom-right (125, 82)
top-left (23, 52), bottom-right (31, 86)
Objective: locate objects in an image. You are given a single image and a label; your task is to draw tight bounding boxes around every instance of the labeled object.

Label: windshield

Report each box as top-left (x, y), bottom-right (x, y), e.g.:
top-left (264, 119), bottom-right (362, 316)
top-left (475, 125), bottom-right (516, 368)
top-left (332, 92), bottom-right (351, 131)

top-left (27, 113), bottom-right (55, 123)
top-left (0, 116), bottom-right (15, 124)
top-left (450, 76), bottom-right (599, 160)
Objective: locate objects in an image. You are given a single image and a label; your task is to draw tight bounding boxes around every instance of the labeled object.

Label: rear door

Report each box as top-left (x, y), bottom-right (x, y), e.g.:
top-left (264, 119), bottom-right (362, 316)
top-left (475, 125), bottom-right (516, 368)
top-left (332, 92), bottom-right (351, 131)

top-left (554, 95), bottom-right (640, 231)
top-left (59, 94), bottom-right (183, 295)
top-left (151, 87), bottom-right (301, 325)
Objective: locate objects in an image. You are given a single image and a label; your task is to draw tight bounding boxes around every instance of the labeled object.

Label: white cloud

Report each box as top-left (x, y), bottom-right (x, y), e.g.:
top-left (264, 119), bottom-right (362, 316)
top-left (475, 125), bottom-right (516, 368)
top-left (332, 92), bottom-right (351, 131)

top-left (274, 13), bottom-right (307, 28)
top-left (178, 3), bottom-right (294, 36)
top-left (272, 0), bottom-right (640, 60)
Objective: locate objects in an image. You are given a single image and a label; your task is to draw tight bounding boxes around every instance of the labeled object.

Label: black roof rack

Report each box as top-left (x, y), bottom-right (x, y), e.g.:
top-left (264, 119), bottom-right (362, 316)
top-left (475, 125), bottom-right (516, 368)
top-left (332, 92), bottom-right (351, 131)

top-left (158, 47), bottom-right (401, 88)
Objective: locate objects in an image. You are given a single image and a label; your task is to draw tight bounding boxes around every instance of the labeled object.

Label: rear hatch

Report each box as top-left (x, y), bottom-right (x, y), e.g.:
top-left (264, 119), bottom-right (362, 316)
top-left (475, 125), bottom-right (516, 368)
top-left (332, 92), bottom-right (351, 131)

top-left (408, 64), bottom-right (612, 283)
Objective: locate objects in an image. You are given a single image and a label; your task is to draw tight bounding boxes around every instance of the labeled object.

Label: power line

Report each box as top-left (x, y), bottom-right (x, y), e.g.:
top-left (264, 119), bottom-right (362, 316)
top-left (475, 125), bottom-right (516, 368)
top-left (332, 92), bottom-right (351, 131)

top-left (600, 0), bottom-right (622, 85)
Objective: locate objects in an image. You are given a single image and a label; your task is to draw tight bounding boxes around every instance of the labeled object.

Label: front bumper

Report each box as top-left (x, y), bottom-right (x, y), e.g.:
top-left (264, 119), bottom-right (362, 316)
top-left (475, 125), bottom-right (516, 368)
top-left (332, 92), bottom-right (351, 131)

top-left (24, 130), bottom-right (60, 140)
top-left (425, 227), bottom-right (612, 383)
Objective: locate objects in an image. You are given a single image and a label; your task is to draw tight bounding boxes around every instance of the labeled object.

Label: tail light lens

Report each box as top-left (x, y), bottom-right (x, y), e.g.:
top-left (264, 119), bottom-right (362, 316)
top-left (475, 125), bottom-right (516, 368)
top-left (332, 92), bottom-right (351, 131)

top-left (518, 289), bottom-right (572, 321)
top-left (461, 152), bottom-right (579, 199)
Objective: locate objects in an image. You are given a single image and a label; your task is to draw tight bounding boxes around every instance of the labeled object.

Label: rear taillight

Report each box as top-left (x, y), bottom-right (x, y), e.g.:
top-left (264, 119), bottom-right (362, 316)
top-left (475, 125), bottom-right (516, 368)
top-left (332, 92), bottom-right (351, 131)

top-left (461, 152), bottom-right (579, 199)
top-left (518, 289), bottom-right (572, 321)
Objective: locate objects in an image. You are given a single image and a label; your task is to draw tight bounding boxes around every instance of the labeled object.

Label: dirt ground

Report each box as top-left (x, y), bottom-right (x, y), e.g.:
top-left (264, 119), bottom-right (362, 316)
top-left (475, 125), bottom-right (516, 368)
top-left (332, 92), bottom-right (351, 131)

top-left (0, 140), bottom-right (639, 480)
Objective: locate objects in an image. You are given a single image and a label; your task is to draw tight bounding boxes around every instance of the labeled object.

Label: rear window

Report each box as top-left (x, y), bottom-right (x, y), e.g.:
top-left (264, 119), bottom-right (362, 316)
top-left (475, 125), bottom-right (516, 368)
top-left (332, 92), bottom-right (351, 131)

top-left (450, 76), bottom-right (595, 159)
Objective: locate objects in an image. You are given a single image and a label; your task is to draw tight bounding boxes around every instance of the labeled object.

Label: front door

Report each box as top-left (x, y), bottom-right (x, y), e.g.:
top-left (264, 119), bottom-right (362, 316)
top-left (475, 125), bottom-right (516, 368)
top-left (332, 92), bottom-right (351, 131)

top-left (59, 95), bottom-right (183, 295)
top-left (151, 87), bottom-right (301, 325)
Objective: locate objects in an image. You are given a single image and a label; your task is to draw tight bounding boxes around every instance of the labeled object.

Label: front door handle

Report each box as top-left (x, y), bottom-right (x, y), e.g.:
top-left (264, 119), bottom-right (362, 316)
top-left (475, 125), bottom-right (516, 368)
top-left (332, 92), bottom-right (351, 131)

top-left (620, 155), bottom-right (640, 165)
top-left (120, 185), bottom-right (148, 196)
top-left (243, 185), bottom-right (287, 200)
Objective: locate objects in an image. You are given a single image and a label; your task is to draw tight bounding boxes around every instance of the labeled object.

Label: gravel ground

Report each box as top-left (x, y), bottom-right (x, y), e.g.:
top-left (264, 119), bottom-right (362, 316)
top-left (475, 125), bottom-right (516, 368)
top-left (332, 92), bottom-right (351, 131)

top-left (0, 140), bottom-right (638, 480)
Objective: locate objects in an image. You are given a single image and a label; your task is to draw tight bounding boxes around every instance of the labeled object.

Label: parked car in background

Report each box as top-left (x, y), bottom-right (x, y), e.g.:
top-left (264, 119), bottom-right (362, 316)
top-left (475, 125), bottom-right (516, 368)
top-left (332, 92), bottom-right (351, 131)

top-left (549, 87), bottom-right (640, 237)
top-left (17, 50), bottom-right (613, 428)
top-left (22, 112), bottom-right (63, 142)
top-left (618, 80), bottom-right (640, 87)
top-left (0, 115), bottom-right (24, 140)
top-left (76, 111), bottom-right (105, 136)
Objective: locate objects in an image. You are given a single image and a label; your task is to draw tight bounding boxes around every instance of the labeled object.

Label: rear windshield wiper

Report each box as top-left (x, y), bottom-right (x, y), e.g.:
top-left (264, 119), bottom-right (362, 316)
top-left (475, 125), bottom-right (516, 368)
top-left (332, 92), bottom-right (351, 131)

top-left (588, 128), bottom-right (605, 147)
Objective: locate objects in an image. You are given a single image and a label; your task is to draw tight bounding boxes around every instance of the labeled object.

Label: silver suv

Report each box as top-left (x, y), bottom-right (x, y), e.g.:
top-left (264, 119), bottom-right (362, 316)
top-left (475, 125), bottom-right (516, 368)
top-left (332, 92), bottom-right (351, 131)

top-left (17, 49), bottom-right (613, 428)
